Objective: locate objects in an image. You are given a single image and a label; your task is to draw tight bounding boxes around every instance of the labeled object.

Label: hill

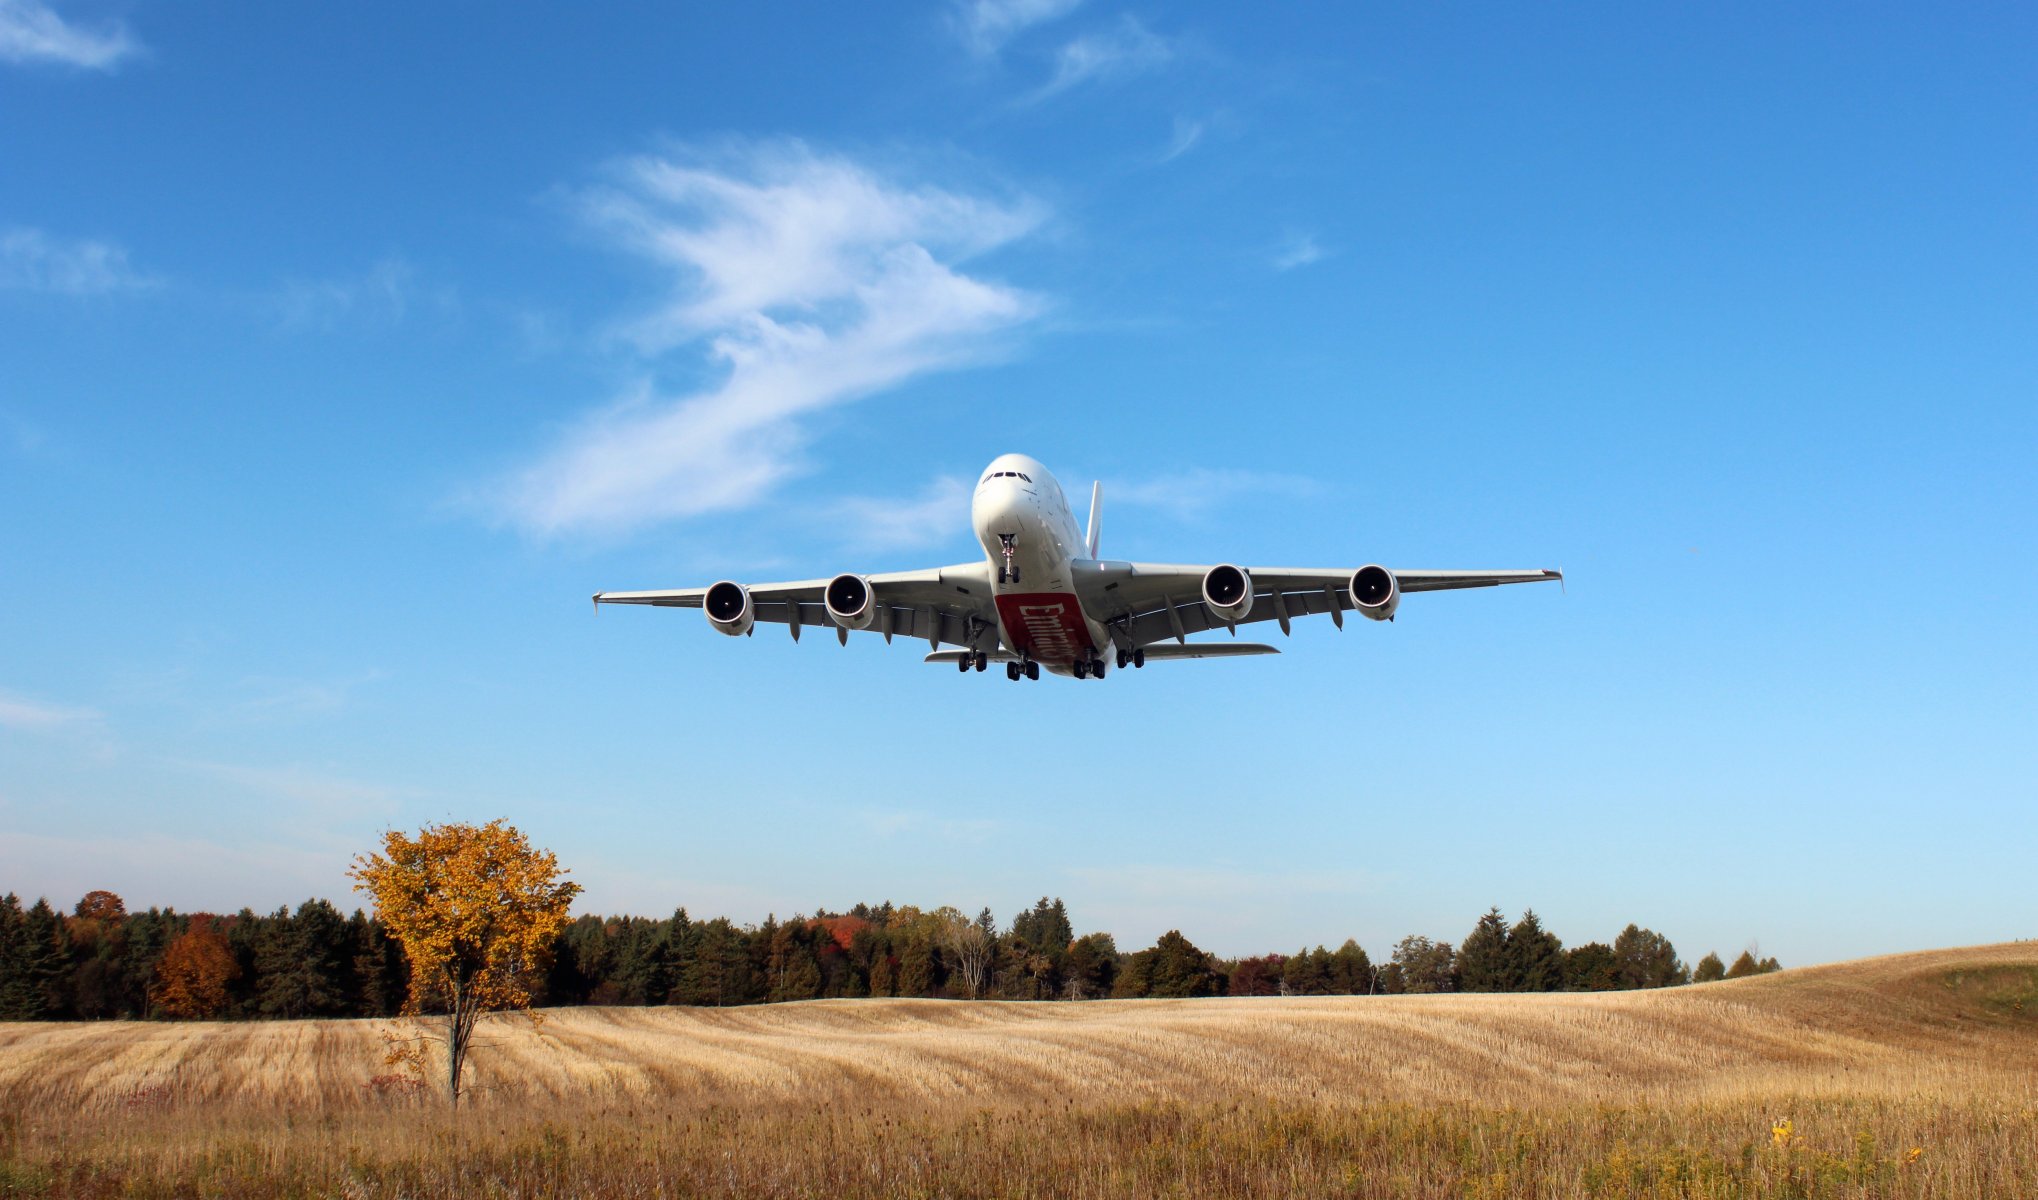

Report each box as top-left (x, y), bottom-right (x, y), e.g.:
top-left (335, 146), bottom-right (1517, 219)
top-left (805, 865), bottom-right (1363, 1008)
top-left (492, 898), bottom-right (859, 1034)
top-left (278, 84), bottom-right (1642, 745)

top-left (2, 941), bottom-right (2032, 1112)
top-left (2, 942), bottom-right (2033, 1198)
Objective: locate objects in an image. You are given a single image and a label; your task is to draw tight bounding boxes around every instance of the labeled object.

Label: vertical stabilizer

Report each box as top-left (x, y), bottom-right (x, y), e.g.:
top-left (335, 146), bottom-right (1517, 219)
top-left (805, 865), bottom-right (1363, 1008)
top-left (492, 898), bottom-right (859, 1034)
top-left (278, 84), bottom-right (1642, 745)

top-left (1085, 481), bottom-right (1102, 559)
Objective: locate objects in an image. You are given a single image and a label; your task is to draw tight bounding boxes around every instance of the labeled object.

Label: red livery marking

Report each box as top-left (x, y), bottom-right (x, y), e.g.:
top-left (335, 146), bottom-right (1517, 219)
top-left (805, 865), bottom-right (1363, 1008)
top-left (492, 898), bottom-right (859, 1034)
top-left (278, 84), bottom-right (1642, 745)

top-left (995, 593), bottom-right (1095, 663)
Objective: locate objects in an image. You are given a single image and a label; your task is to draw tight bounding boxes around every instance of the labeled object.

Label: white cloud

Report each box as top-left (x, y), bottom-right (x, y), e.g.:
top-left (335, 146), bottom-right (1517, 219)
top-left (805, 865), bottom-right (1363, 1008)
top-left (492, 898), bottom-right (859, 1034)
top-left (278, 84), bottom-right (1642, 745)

top-left (275, 256), bottom-right (452, 330)
top-left (0, 0), bottom-right (138, 70)
top-left (178, 760), bottom-right (410, 817)
top-left (832, 476), bottom-right (971, 552)
top-left (0, 226), bottom-right (154, 294)
top-left (0, 687), bottom-right (99, 731)
top-left (952, 0), bottom-right (1082, 56)
top-left (1272, 232), bottom-right (1325, 271)
top-left (1112, 467), bottom-right (1321, 520)
top-left (1157, 116), bottom-right (1204, 164)
top-left (490, 142), bottom-right (1045, 539)
top-left (1031, 15), bottom-right (1172, 101)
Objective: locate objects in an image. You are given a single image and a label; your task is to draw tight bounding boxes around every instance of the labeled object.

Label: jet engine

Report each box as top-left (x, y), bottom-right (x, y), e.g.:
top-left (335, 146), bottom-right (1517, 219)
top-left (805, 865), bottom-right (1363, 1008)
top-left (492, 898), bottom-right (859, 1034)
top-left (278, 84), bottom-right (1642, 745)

top-left (703, 580), bottom-right (754, 637)
top-left (1349, 564), bottom-right (1399, 622)
top-left (1201, 564), bottom-right (1254, 625)
top-left (824, 573), bottom-right (877, 631)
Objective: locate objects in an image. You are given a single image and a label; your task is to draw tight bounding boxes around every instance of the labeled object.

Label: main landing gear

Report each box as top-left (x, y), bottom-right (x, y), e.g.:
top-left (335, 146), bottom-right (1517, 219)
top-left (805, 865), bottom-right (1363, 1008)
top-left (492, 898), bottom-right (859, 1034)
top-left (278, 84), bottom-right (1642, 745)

top-left (1006, 660), bottom-right (1040, 681)
top-left (956, 651), bottom-right (987, 673)
top-left (1115, 648), bottom-right (1147, 669)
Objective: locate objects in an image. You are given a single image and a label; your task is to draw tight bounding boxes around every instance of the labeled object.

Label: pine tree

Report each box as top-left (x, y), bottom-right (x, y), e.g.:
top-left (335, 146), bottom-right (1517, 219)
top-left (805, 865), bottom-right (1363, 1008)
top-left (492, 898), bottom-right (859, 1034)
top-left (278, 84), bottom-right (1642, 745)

top-left (1725, 950), bottom-right (1761, 979)
top-left (10, 899), bottom-right (71, 1018)
top-left (1328, 940), bottom-right (1374, 994)
top-left (898, 935), bottom-right (934, 998)
top-left (1506, 910), bottom-right (1566, 992)
top-left (1693, 952), bottom-right (1726, 983)
top-left (1457, 908), bottom-right (1512, 992)
top-left (257, 900), bottom-right (351, 1018)
top-left (1282, 946), bottom-right (1330, 995)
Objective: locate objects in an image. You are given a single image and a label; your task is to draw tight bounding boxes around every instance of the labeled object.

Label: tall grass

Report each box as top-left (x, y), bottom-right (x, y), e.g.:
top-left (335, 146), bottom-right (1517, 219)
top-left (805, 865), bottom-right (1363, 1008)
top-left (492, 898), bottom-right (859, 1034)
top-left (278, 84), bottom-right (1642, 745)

top-left (2, 942), bottom-right (2032, 1198)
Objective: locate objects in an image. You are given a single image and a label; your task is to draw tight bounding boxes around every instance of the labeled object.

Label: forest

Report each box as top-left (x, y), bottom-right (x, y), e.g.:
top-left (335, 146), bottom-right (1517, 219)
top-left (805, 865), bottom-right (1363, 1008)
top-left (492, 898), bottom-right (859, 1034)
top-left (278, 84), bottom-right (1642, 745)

top-left (0, 889), bottom-right (1779, 1021)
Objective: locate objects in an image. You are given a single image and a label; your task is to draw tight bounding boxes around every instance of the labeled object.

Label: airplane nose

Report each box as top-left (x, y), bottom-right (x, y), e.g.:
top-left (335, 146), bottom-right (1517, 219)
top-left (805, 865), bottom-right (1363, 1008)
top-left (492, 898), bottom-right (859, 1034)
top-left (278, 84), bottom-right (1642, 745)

top-left (973, 478), bottom-right (1026, 532)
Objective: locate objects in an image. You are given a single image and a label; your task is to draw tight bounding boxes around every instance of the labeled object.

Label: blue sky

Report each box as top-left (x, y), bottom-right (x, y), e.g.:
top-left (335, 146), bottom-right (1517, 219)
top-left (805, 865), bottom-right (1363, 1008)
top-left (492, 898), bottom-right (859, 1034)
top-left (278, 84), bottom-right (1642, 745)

top-left (2, 2), bottom-right (2033, 967)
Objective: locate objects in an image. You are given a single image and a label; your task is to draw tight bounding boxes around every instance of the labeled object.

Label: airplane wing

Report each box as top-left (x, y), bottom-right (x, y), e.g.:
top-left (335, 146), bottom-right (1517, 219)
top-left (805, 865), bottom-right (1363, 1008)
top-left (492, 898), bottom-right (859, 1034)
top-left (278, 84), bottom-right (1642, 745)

top-left (594, 562), bottom-right (999, 651)
top-left (1071, 562), bottom-right (1562, 648)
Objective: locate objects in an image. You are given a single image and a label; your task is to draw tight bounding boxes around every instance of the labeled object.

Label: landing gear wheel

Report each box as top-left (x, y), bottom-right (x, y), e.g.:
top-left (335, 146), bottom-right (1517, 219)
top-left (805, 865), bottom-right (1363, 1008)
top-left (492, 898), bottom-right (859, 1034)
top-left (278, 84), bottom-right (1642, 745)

top-left (1073, 660), bottom-right (1089, 680)
top-left (957, 656), bottom-right (970, 673)
top-left (1092, 660), bottom-right (1107, 679)
top-left (1132, 648), bottom-right (1146, 668)
top-left (1115, 649), bottom-right (1129, 669)
top-left (974, 652), bottom-right (988, 672)
top-left (1006, 662), bottom-right (1021, 681)
top-left (1025, 661), bottom-right (1040, 681)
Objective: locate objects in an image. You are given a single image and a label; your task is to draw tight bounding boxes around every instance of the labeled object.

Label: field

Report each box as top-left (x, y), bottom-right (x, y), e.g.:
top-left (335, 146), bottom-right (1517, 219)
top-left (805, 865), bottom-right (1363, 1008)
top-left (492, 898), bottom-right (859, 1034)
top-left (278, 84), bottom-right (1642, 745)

top-left (2, 942), bottom-right (2033, 1197)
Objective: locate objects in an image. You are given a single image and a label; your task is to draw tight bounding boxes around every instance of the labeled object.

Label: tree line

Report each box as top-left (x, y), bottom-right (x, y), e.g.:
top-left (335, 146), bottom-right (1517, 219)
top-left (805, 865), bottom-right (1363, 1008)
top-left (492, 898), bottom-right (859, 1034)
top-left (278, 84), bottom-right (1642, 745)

top-left (0, 889), bottom-right (1779, 1021)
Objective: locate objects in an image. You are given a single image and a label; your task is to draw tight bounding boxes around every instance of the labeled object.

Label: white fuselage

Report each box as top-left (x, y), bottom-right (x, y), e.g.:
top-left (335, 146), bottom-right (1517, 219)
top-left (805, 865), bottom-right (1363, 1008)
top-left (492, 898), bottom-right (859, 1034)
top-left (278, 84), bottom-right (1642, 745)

top-left (970, 454), bottom-right (1111, 677)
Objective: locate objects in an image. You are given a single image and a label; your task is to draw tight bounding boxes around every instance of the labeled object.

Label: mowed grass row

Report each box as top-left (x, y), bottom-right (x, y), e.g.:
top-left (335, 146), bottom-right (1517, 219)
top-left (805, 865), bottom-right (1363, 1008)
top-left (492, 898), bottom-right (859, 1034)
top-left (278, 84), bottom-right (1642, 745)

top-left (1, 943), bottom-right (2033, 1197)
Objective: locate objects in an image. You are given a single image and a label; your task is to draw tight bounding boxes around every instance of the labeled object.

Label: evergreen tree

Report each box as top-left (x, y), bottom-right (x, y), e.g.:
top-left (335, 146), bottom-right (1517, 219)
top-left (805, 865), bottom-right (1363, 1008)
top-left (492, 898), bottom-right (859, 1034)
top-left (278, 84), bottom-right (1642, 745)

top-left (774, 943), bottom-right (822, 1002)
top-left (1328, 940), bottom-right (1373, 994)
top-left (1693, 952), bottom-right (1726, 983)
top-left (897, 934), bottom-right (935, 998)
top-left (1506, 910), bottom-right (1566, 992)
top-left (351, 912), bottom-right (407, 1016)
top-left (6, 899), bottom-right (72, 1018)
top-left (1282, 946), bottom-right (1330, 995)
top-left (1128, 930), bottom-right (1222, 998)
top-left (1457, 908), bottom-right (1513, 992)
top-left (1062, 932), bottom-right (1117, 999)
top-left (1725, 950), bottom-right (1761, 979)
top-left (257, 900), bottom-right (351, 1018)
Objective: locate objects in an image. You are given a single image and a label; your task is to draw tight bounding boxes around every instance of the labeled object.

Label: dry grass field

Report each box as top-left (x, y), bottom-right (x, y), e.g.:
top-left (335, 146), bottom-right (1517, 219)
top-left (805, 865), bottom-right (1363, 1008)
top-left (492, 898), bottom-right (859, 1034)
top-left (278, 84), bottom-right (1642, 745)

top-left (2, 941), bottom-right (2033, 1197)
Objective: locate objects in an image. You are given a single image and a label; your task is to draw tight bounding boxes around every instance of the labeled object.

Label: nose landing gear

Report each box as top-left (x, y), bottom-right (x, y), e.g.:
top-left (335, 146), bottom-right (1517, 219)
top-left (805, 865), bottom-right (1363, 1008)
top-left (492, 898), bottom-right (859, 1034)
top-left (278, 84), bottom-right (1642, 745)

top-left (996, 534), bottom-right (1021, 585)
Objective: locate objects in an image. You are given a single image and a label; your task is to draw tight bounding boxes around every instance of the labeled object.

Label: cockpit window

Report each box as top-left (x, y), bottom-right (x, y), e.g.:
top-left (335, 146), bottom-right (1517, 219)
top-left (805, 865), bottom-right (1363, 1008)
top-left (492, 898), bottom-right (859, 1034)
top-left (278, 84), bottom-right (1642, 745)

top-left (982, 470), bottom-right (1033, 483)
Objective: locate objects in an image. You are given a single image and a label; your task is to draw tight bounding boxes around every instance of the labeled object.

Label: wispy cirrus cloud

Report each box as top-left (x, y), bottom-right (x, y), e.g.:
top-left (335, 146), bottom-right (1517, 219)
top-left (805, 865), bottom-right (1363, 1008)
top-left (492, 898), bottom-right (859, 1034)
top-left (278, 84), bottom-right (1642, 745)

top-left (274, 256), bottom-right (455, 331)
top-left (1271, 232), bottom-right (1325, 271)
top-left (177, 759), bottom-right (411, 818)
top-left (832, 476), bottom-right (972, 552)
top-left (951, 0), bottom-right (1082, 56)
top-left (1030, 15), bottom-right (1173, 102)
top-left (488, 141), bottom-right (1046, 539)
top-left (0, 0), bottom-right (138, 70)
top-left (1112, 467), bottom-right (1321, 520)
top-left (0, 226), bottom-right (155, 294)
top-left (1157, 116), bottom-right (1205, 164)
top-left (0, 687), bottom-right (99, 732)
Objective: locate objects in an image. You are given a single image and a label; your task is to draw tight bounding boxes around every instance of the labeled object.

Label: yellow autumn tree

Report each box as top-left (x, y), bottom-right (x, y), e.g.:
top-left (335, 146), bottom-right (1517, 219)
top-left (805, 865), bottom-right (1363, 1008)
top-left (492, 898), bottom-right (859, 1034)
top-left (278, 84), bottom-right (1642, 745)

top-left (348, 819), bottom-right (580, 1107)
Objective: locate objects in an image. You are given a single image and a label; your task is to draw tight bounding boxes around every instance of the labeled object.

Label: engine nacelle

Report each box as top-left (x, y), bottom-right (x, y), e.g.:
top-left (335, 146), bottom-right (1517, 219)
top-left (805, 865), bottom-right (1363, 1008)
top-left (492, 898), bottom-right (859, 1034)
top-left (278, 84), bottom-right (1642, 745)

top-left (1349, 564), bottom-right (1399, 622)
top-left (1202, 563), bottom-right (1254, 625)
top-left (703, 580), bottom-right (754, 637)
top-left (824, 573), bottom-right (877, 631)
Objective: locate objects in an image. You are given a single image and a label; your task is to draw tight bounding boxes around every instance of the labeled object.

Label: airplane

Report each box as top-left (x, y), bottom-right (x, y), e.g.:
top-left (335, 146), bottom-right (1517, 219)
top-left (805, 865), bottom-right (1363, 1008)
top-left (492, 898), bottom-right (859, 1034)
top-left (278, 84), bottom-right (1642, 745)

top-left (593, 453), bottom-right (1562, 681)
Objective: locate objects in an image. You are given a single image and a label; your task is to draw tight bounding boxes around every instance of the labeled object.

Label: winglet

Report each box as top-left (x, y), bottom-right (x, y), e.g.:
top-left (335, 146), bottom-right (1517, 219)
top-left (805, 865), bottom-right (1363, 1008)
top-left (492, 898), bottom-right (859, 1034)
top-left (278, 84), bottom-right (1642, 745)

top-left (1085, 481), bottom-right (1102, 559)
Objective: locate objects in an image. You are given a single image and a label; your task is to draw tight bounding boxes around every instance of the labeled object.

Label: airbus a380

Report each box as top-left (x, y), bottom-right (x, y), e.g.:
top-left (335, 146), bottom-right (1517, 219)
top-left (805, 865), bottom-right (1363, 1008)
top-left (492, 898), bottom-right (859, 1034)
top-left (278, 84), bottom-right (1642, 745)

top-left (594, 454), bottom-right (1561, 681)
